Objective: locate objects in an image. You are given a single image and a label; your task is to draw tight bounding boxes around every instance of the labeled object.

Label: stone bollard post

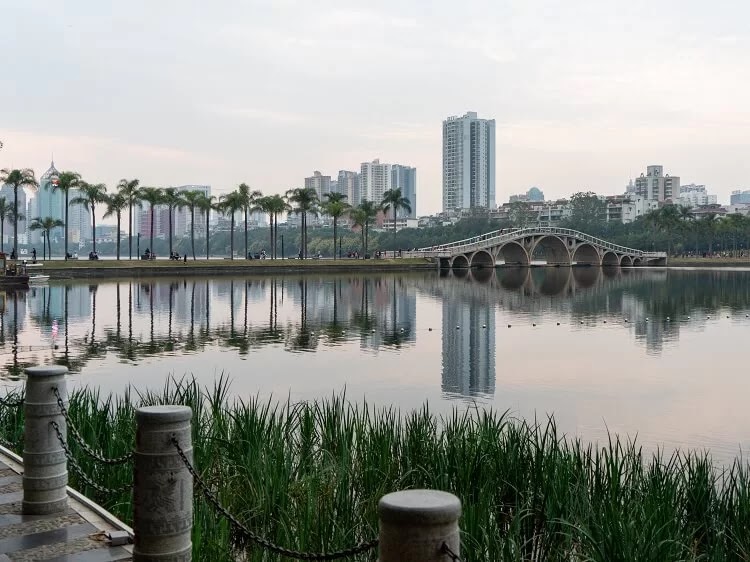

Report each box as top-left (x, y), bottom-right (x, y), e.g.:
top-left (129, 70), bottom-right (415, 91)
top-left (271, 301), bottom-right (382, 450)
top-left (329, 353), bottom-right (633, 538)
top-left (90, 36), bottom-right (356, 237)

top-left (22, 365), bottom-right (69, 515)
top-left (133, 405), bottom-right (193, 562)
top-left (378, 489), bottom-right (461, 562)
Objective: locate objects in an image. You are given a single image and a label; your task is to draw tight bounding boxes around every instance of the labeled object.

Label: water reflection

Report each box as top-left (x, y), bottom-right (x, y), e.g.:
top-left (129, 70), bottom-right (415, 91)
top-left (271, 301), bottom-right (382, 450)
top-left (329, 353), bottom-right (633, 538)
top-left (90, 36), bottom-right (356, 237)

top-left (0, 268), bottom-right (748, 394)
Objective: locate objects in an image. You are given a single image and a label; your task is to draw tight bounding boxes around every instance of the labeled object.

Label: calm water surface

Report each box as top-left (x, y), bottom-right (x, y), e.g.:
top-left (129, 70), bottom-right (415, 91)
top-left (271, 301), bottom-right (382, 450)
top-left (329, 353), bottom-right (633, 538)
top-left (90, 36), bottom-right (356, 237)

top-left (2, 268), bottom-right (750, 463)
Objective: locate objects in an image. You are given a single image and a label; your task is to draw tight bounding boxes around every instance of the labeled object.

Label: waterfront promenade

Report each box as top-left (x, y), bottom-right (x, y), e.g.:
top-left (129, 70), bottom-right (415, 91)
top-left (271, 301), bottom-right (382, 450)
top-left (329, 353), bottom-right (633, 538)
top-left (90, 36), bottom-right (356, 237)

top-left (0, 446), bottom-right (131, 561)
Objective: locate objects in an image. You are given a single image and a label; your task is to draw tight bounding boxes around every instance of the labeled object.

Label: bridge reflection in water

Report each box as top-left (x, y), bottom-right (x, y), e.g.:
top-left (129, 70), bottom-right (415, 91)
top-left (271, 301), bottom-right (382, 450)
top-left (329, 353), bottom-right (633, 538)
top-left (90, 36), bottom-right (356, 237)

top-left (0, 268), bottom-right (745, 402)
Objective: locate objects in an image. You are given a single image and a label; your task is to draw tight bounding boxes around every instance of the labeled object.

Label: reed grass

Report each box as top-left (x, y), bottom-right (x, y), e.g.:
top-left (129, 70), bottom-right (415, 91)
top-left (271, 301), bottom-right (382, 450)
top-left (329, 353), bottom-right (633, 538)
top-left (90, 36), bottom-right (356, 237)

top-left (1, 379), bottom-right (749, 561)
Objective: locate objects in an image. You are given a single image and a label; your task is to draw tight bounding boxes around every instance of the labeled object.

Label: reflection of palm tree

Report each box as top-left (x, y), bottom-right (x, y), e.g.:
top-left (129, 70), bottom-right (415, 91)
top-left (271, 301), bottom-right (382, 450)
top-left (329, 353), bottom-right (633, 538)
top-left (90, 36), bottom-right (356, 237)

top-left (352, 278), bottom-right (377, 334)
top-left (382, 277), bottom-right (408, 348)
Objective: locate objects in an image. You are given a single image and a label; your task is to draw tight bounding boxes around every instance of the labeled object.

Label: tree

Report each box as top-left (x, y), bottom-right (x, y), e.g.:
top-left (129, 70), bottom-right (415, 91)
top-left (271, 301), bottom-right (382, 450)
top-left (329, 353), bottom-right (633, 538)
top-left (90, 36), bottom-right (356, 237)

top-left (287, 187), bottom-right (318, 259)
top-left (162, 187), bottom-right (183, 256)
top-left (238, 184), bottom-right (262, 260)
top-left (103, 193), bottom-right (128, 260)
top-left (117, 179), bottom-right (140, 260)
top-left (139, 187), bottom-right (164, 256)
top-left (29, 217), bottom-right (64, 260)
top-left (565, 192), bottom-right (607, 234)
top-left (50, 171), bottom-right (81, 259)
top-left (266, 194), bottom-right (290, 258)
top-left (71, 182), bottom-right (107, 254)
top-left (0, 168), bottom-right (38, 254)
top-left (0, 197), bottom-right (11, 253)
top-left (381, 188), bottom-right (411, 239)
top-left (507, 201), bottom-right (537, 229)
top-left (197, 194), bottom-right (216, 259)
top-left (350, 200), bottom-right (378, 257)
top-left (219, 191), bottom-right (245, 259)
top-left (322, 192), bottom-right (350, 259)
top-left (181, 190), bottom-right (205, 260)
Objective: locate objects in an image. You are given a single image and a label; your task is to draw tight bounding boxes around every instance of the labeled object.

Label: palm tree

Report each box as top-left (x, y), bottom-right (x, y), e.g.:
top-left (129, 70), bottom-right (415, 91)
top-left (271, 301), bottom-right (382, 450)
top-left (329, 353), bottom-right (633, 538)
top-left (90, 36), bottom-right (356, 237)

top-left (103, 193), bottom-right (128, 260)
top-left (162, 187), bottom-right (183, 257)
top-left (197, 194), bottom-right (216, 260)
top-left (29, 217), bottom-right (64, 260)
top-left (322, 192), bottom-right (350, 260)
top-left (139, 187), bottom-right (163, 257)
top-left (0, 168), bottom-right (38, 255)
top-left (0, 197), bottom-right (11, 253)
top-left (219, 191), bottom-right (245, 259)
top-left (117, 179), bottom-right (140, 260)
top-left (70, 182), bottom-right (107, 254)
top-left (238, 184), bottom-right (262, 260)
top-left (267, 194), bottom-right (289, 259)
top-left (287, 187), bottom-right (318, 259)
top-left (350, 200), bottom-right (378, 258)
top-left (181, 190), bottom-right (205, 260)
top-left (381, 188), bottom-right (412, 239)
top-left (49, 171), bottom-right (81, 259)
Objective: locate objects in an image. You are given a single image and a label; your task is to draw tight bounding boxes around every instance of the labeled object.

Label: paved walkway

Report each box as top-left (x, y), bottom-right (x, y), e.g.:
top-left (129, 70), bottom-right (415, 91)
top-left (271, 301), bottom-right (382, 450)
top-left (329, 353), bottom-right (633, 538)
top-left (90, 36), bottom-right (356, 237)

top-left (0, 456), bottom-right (132, 561)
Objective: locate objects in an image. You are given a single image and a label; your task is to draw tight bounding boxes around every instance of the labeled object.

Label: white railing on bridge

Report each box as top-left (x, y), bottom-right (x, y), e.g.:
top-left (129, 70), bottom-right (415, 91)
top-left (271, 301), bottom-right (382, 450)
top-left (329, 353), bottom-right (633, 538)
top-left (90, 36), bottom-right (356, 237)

top-left (403, 227), bottom-right (667, 259)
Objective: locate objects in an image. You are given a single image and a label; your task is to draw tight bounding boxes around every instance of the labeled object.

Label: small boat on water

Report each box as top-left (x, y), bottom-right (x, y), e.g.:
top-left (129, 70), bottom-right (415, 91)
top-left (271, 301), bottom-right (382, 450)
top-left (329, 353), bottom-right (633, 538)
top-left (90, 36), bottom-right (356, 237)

top-left (0, 254), bottom-right (29, 288)
top-left (26, 263), bottom-right (48, 284)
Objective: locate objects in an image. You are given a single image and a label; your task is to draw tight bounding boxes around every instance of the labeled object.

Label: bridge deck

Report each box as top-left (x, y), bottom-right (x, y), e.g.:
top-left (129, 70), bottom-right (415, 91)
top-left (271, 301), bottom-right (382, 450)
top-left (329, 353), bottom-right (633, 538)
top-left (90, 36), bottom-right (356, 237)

top-left (0, 448), bottom-right (132, 561)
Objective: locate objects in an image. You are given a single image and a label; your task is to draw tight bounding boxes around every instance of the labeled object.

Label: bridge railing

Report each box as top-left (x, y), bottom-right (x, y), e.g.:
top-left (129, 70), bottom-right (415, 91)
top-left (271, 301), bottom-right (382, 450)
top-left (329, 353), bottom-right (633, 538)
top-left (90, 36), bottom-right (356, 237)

top-left (409, 227), bottom-right (662, 258)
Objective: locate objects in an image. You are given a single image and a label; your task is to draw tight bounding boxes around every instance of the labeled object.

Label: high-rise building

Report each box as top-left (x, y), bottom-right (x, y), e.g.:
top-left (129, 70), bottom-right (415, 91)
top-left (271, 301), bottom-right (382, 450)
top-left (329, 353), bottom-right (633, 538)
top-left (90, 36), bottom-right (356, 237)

top-left (29, 161), bottom-right (63, 245)
top-left (442, 111), bottom-right (496, 211)
top-left (678, 184), bottom-right (717, 208)
top-left (730, 190), bottom-right (750, 205)
top-left (67, 191), bottom-right (90, 245)
top-left (304, 171), bottom-right (331, 201)
top-left (633, 165), bottom-right (680, 202)
top-left (360, 159), bottom-right (392, 204)
top-left (336, 171), bottom-right (360, 206)
top-left (391, 165), bottom-right (417, 218)
top-left (173, 185), bottom-right (212, 237)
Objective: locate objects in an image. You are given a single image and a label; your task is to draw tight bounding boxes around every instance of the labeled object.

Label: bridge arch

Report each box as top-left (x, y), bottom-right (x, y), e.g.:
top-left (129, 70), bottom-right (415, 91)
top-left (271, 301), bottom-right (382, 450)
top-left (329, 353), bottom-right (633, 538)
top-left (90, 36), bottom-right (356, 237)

top-left (497, 241), bottom-right (529, 266)
top-left (632, 257), bottom-right (643, 267)
top-left (602, 251), bottom-right (619, 266)
top-left (439, 257), bottom-right (451, 269)
top-left (451, 254), bottom-right (469, 269)
top-left (532, 236), bottom-right (571, 266)
top-left (470, 250), bottom-right (495, 268)
top-left (572, 243), bottom-right (601, 266)
top-left (620, 255), bottom-right (633, 267)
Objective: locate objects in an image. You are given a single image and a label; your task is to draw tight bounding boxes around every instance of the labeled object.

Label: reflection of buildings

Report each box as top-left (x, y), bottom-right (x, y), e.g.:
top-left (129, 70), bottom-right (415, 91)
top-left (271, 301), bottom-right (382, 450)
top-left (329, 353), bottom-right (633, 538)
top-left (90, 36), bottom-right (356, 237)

top-left (27, 285), bottom-right (91, 321)
top-left (441, 299), bottom-right (495, 398)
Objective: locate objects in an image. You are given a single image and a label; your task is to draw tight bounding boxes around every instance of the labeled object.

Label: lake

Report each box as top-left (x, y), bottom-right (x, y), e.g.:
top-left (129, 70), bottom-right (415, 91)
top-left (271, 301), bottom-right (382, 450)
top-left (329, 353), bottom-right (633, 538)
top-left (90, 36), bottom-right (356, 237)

top-left (2, 267), bottom-right (750, 464)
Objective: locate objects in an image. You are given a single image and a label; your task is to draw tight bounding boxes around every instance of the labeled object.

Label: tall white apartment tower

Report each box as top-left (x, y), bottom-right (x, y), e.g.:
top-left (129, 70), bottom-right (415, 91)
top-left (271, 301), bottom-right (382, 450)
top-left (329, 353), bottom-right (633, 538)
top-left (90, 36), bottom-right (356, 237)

top-left (360, 159), bottom-right (392, 203)
top-left (442, 111), bottom-right (496, 211)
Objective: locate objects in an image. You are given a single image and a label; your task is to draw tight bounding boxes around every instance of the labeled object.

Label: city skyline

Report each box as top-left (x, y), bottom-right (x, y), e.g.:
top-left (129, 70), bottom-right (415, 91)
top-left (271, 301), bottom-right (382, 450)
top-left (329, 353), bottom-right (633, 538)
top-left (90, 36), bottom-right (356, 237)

top-left (2, 2), bottom-right (750, 214)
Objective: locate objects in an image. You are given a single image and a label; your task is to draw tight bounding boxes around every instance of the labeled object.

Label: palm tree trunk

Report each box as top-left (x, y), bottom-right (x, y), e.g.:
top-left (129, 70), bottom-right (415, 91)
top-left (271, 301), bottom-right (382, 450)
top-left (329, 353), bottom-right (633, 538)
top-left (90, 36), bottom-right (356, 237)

top-left (1, 218), bottom-right (4, 253)
top-left (168, 207), bottom-right (173, 256)
top-left (244, 208), bottom-right (249, 260)
top-left (13, 187), bottom-right (18, 255)
top-left (116, 214), bottom-right (121, 260)
top-left (206, 209), bottom-right (210, 260)
top-left (269, 215), bottom-right (273, 258)
top-left (64, 191), bottom-right (69, 259)
top-left (333, 217), bottom-right (338, 260)
top-left (273, 214), bottom-right (278, 259)
top-left (191, 207), bottom-right (196, 260)
top-left (230, 217), bottom-right (235, 259)
top-left (150, 206), bottom-right (155, 256)
top-left (92, 204), bottom-right (97, 254)
top-left (128, 203), bottom-right (133, 259)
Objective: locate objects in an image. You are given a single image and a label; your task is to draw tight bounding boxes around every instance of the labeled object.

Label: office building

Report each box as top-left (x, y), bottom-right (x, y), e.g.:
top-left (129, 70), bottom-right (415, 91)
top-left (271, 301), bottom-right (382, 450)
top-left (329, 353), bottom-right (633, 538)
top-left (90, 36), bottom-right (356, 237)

top-left (633, 165), bottom-right (680, 202)
top-left (730, 190), bottom-right (750, 205)
top-left (391, 165), bottom-right (417, 218)
top-left (442, 111), bottom-right (496, 211)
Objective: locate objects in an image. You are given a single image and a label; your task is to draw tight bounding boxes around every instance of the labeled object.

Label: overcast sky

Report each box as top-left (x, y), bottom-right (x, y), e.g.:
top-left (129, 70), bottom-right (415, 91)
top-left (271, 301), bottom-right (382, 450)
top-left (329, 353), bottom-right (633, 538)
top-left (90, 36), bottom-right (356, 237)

top-left (2, 0), bottom-right (750, 217)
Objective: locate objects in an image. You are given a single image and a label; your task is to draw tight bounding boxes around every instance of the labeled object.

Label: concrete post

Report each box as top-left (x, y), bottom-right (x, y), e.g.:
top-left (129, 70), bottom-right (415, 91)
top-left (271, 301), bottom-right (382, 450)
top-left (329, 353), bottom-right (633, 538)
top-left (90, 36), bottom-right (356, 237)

top-left (22, 365), bottom-right (69, 515)
top-left (133, 405), bottom-right (193, 562)
top-left (378, 489), bottom-right (461, 562)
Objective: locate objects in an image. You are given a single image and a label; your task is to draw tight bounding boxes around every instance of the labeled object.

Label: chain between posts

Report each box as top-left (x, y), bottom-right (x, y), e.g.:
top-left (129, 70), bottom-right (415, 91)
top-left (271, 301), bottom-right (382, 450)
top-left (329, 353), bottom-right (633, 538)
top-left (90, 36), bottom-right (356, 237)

top-left (52, 387), bottom-right (133, 465)
top-left (441, 542), bottom-right (462, 561)
top-left (50, 420), bottom-right (132, 496)
top-left (170, 436), bottom-right (379, 561)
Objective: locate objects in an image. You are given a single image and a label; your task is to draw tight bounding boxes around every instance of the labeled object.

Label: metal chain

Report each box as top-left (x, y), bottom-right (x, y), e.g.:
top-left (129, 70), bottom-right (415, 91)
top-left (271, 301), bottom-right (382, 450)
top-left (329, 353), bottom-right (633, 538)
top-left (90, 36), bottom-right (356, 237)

top-left (0, 394), bottom-right (24, 408)
top-left (441, 542), bottom-right (462, 561)
top-left (52, 387), bottom-right (133, 465)
top-left (171, 437), bottom-right (378, 560)
top-left (50, 421), bottom-right (132, 496)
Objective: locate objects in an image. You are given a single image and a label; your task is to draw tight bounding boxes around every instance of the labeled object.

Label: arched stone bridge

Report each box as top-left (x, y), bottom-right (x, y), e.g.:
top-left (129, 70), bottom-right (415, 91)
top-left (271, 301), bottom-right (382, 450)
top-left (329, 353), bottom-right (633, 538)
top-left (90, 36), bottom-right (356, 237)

top-left (403, 227), bottom-right (667, 269)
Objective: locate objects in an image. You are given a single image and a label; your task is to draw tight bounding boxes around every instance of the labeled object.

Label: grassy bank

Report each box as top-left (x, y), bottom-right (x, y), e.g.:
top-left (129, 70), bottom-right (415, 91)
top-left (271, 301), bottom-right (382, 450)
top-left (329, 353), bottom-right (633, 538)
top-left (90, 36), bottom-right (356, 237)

top-left (35, 258), bottom-right (434, 279)
top-left (1, 379), bottom-right (749, 561)
top-left (669, 257), bottom-right (750, 268)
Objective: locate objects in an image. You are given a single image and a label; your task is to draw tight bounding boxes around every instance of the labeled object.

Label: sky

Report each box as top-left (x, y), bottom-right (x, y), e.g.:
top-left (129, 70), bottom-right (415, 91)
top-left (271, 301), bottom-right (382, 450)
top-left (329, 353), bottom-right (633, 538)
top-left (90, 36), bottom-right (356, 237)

top-left (2, 0), bottom-right (750, 219)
